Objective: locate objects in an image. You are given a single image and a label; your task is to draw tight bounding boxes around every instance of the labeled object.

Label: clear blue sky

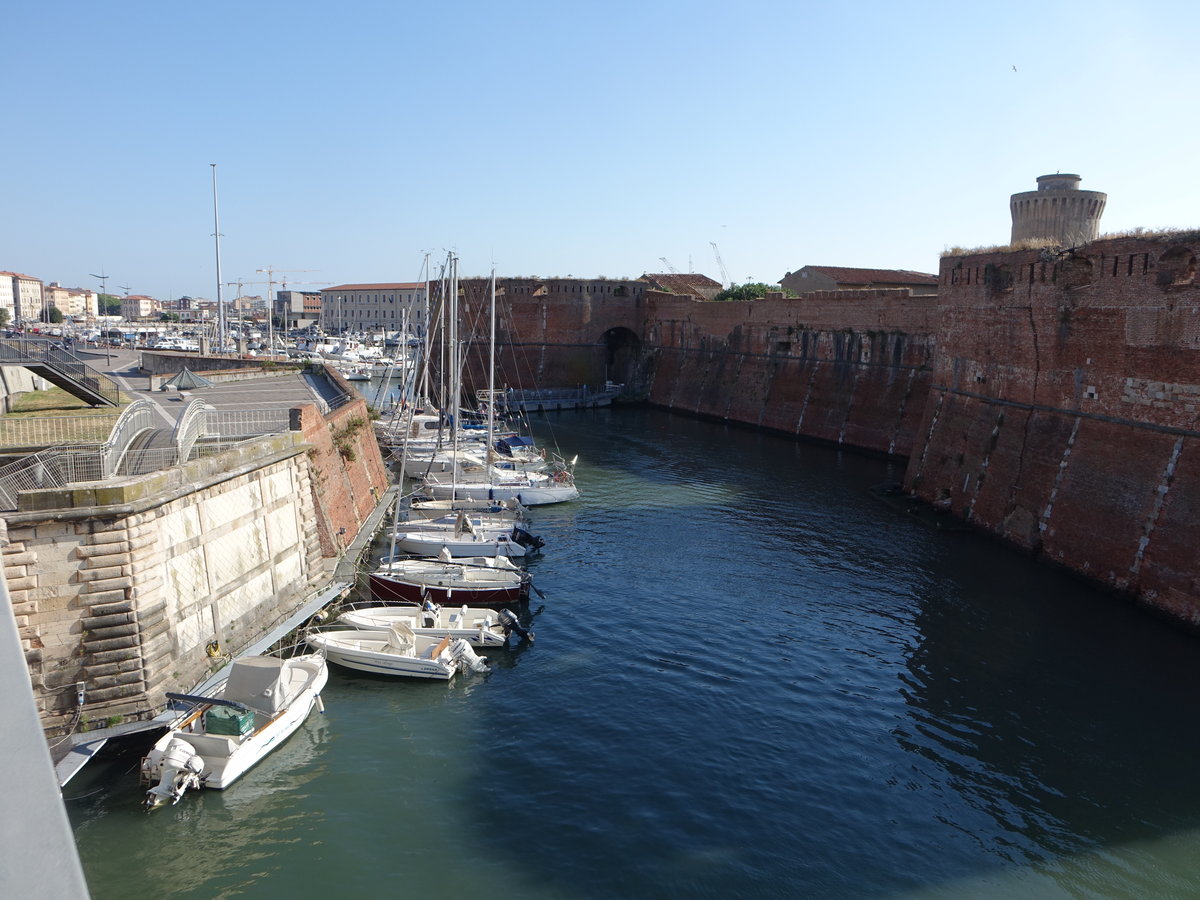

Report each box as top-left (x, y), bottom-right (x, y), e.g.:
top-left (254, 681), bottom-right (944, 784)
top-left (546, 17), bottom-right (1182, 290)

top-left (5, 0), bottom-right (1198, 300)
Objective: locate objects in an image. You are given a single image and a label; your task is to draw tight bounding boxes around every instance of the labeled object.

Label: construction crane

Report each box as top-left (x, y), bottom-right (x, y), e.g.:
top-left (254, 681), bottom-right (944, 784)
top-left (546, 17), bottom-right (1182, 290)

top-left (255, 268), bottom-right (322, 351)
top-left (710, 242), bottom-right (730, 289)
top-left (658, 257), bottom-right (679, 275)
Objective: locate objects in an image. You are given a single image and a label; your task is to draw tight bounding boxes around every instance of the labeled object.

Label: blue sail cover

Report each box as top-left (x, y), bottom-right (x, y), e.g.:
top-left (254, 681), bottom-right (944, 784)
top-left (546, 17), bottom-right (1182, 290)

top-left (496, 436), bottom-right (535, 456)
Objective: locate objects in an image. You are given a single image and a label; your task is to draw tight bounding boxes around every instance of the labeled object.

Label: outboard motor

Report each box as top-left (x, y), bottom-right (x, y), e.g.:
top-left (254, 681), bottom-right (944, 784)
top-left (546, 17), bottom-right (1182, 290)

top-left (498, 608), bottom-right (534, 643)
top-left (450, 638), bottom-right (490, 674)
top-left (143, 737), bottom-right (204, 809)
top-left (511, 526), bottom-right (544, 551)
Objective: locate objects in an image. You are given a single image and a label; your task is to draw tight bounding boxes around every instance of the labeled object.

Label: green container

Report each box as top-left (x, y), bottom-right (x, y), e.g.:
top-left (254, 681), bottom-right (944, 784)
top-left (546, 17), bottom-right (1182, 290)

top-left (205, 706), bottom-right (255, 736)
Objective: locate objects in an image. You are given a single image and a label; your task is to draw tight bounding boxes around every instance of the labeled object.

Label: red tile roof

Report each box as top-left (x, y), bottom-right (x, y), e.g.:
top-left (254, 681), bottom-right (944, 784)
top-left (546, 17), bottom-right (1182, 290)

top-left (801, 266), bottom-right (937, 286)
top-left (323, 282), bottom-right (424, 292)
top-left (640, 273), bottom-right (722, 295)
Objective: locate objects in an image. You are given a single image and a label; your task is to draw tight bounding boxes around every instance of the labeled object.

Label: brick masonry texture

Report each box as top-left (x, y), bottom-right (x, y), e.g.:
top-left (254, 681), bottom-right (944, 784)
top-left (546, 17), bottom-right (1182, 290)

top-left (905, 235), bottom-right (1200, 624)
top-left (486, 242), bottom-right (1200, 627)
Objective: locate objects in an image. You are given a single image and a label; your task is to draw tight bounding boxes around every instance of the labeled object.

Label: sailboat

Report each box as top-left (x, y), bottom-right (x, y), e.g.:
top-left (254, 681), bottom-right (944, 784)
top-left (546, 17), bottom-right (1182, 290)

top-left (419, 269), bottom-right (580, 506)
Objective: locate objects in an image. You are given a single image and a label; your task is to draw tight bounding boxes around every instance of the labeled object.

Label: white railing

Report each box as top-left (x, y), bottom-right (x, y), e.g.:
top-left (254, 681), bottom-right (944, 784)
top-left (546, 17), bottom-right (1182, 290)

top-left (101, 400), bottom-right (159, 477)
top-left (0, 415), bottom-right (119, 449)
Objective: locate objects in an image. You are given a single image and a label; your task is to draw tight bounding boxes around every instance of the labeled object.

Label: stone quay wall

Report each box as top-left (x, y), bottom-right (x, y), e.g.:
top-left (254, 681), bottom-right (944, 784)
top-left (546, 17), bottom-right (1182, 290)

top-left (904, 234), bottom-right (1200, 625)
top-left (11, 396), bottom-right (389, 735)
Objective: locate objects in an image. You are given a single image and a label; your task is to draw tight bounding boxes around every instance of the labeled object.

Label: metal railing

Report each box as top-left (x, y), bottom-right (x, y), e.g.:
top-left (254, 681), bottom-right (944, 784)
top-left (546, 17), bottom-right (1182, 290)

top-left (172, 400), bottom-right (218, 463)
top-left (0, 401), bottom-right (301, 511)
top-left (0, 415), bottom-right (118, 448)
top-left (0, 449), bottom-right (104, 510)
top-left (0, 338), bottom-right (122, 406)
top-left (211, 408), bottom-right (294, 438)
top-left (100, 400), bottom-right (158, 477)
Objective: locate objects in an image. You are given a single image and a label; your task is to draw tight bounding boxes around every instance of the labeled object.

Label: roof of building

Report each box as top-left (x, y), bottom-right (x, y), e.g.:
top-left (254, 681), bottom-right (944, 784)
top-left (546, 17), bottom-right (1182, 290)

top-left (323, 283), bottom-right (424, 292)
top-left (639, 273), bottom-right (723, 295)
top-left (796, 266), bottom-right (938, 286)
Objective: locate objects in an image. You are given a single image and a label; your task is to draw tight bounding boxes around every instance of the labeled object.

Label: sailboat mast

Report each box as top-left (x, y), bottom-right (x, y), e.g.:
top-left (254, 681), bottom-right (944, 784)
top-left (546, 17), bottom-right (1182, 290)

top-left (421, 251), bottom-right (432, 404)
top-left (211, 164), bottom-right (225, 354)
top-left (448, 254), bottom-right (460, 502)
top-left (486, 268), bottom-right (496, 465)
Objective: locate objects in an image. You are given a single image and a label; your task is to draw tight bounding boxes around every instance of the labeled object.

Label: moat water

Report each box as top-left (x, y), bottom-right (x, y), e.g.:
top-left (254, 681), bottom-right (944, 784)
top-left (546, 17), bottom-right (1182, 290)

top-left (68, 407), bottom-right (1200, 898)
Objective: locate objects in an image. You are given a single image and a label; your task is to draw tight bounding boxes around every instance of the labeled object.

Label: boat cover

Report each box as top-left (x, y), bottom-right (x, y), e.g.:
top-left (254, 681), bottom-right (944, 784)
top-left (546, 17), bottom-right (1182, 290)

top-left (495, 436), bottom-right (535, 456)
top-left (223, 657), bottom-right (289, 714)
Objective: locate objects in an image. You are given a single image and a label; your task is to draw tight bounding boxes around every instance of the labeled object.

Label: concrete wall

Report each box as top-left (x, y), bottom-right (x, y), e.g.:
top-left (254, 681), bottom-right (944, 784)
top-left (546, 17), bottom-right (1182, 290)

top-left (0, 366), bottom-right (49, 413)
top-left (10, 397), bottom-right (389, 734)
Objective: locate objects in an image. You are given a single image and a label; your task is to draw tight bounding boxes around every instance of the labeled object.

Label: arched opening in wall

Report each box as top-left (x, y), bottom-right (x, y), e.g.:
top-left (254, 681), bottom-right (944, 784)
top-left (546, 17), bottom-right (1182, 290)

top-left (1157, 245), bottom-right (1196, 288)
top-left (602, 326), bottom-right (641, 388)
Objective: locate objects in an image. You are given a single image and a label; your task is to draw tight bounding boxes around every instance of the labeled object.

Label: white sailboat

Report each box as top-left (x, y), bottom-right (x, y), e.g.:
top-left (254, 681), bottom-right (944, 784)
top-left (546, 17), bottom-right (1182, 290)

top-left (419, 269), bottom-right (580, 506)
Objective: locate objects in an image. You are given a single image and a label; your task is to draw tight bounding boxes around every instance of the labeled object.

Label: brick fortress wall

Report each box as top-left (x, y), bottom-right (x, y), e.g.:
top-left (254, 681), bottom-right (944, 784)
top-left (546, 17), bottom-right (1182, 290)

top-left (459, 277), bottom-right (937, 458)
top-left (905, 235), bottom-right (1200, 624)
top-left (642, 290), bottom-right (937, 456)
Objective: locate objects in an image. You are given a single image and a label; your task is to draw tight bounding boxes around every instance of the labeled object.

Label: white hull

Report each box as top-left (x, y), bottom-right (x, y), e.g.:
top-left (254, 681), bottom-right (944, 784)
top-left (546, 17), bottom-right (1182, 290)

top-left (141, 653), bottom-right (328, 805)
top-left (306, 627), bottom-right (487, 680)
top-left (338, 604), bottom-right (512, 647)
top-left (421, 480), bottom-right (579, 506)
top-left (392, 530), bottom-right (528, 558)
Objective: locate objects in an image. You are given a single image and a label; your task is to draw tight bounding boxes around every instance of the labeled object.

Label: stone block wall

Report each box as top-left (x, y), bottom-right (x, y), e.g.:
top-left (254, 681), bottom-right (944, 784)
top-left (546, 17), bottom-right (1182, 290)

top-left (12, 395), bottom-right (390, 734)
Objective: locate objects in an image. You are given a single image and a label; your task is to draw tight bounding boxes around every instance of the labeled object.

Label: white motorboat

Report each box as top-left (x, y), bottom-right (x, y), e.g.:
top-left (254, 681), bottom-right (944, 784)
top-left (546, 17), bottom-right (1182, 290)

top-left (306, 622), bottom-right (490, 680)
top-left (140, 652), bottom-right (328, 808)
top-left (336, 601), bottom-right (532, 647)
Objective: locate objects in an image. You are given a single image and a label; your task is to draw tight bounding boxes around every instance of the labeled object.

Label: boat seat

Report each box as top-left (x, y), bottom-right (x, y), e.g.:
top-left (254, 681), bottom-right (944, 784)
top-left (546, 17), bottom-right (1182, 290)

top-left (190, 732), bottom-right (238, 754)
top-left (386, 621), bottom-right (416, 654)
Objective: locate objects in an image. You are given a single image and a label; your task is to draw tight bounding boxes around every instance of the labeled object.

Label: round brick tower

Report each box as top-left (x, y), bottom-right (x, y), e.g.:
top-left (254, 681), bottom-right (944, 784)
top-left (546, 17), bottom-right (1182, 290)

top-left (1009, 173), bottom-right (1107, 246)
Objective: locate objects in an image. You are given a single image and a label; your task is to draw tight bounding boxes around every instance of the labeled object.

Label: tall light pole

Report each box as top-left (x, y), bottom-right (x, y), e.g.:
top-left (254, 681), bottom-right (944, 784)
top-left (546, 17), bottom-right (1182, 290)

top-left (256, 267), bottom-right (276, 357)
top-left (88, 271), bottom-right (111, 364)
top-left (211, 164), bottom-right (226, 354)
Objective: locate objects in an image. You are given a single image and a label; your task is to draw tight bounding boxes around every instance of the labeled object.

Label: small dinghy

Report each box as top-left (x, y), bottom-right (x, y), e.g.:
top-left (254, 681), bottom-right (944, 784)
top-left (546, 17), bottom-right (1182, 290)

top-left (306, 622), bottom-right (491, 680)
top-left (139, 652), bottom-right (328, 808)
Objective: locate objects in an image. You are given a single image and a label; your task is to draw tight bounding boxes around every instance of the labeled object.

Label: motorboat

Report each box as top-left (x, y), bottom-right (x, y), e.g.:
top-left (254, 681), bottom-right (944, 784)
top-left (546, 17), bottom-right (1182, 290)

top-left (139, 652), bottom-right (328, 808)
top-left (336, 601), bottom-right (532, 647)
top-left (369, 553), bottom-right (531, 607)
top-left (306, 622), bottom-right (490, 680)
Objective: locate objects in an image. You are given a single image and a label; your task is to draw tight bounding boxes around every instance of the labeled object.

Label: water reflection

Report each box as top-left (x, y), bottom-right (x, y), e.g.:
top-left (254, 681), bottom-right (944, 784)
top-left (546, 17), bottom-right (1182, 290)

top-left (71, 407), bottom-right (1200, 900)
